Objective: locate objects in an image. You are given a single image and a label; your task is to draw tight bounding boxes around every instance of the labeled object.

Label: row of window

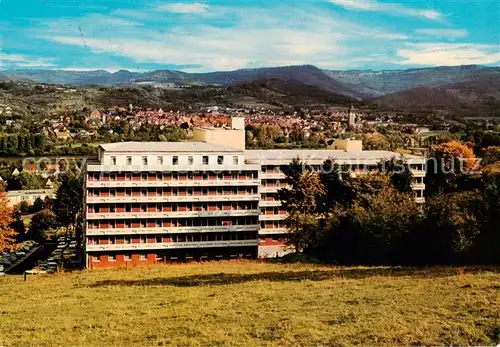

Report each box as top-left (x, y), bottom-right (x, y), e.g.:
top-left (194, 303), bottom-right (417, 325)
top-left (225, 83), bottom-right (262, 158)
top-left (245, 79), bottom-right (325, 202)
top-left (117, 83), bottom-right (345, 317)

top-left (110, 155), bottom-right (239, 166)
top-left (87, 217), bottom-right (259, 229)
top-left (87, 187), bottom-right (258, 197)
top-left (261, 221), bottom-right (287, 229)
top-left (88, 172), bottom-right (258, 181)
top-left (88, 231), bottom-right (258, 245)
top-left (261, 208), bottom-right (287, 215)
top-left (88, 202), bottom-right (259, 213)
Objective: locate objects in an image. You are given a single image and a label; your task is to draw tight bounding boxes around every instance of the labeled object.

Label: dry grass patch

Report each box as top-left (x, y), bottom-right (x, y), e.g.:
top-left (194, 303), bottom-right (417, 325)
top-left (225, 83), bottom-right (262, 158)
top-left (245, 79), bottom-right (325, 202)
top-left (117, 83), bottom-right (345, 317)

top-left (0, 261), bottom-right (499, 346)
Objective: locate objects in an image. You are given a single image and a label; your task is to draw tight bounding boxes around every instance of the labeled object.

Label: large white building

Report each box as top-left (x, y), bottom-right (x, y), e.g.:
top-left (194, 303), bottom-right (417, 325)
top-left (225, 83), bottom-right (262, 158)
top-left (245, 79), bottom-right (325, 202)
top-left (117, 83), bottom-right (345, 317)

top-left (83, 117), bottom-right (426, 268)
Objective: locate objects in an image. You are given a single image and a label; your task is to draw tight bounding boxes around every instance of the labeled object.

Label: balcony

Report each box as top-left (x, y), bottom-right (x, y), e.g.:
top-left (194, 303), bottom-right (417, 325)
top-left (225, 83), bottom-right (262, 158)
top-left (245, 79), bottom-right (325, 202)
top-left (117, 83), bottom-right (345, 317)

top-left (259, 200), bottom-right (282, 207)
top-left (260, 186), bottom-right (287, 193)
top-left (259, 228), bottom-right (288, 235)
top-left (86, 163), bottom-right (260, 173)
top-left (86, 180), bottom-right (261, 188)
top-left (85, 239), bottom-right (259, 251)
top-left (412, 170), bottom-right (426, 178)
top-left (411, 183), bottom-right (426, 190)
top-left (260, 172), bottom-right (286, 179)
top-left (259, 214), bottom-right (287, 221)
top-left (86, 209), bottom-right (261, 220)
top-left (86, 225), bottom-right (260, 235)
top-left (86, 194), bottom-right (260, 204)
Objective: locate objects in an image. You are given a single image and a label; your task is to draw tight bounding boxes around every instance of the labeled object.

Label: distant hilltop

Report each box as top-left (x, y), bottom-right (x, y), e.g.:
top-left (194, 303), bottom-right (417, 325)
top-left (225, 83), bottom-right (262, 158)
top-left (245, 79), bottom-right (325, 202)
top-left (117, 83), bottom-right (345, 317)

top-left (2, 64), bottom-right (499, 100)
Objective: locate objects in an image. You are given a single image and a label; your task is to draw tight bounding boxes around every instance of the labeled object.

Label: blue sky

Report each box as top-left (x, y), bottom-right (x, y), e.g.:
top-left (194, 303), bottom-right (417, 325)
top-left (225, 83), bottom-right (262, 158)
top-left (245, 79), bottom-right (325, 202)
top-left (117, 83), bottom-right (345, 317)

top-left (0, 0), bottom-right (498, 72)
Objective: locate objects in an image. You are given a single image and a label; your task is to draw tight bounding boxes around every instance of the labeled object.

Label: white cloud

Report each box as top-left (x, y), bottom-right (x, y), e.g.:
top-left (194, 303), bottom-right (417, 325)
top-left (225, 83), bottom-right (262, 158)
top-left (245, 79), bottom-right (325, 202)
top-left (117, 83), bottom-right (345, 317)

top-left (0, 53), bottom-right (56, 68)
top-left (329, 0), bottom-right (443, 20)
top-left (40, 4), bottom-right (409, 71)
top-left (397, 43), bottom-right (500, 66)
top-left (157, 2), bottom-right (209, 14)
top-left (415, 28), bottom-right (468, 39)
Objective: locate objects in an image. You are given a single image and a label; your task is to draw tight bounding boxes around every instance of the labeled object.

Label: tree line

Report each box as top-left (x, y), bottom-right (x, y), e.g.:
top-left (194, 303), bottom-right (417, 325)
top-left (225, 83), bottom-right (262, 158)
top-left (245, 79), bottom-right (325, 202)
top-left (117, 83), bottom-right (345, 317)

top-left (279, 140), bottom-right (499, 265)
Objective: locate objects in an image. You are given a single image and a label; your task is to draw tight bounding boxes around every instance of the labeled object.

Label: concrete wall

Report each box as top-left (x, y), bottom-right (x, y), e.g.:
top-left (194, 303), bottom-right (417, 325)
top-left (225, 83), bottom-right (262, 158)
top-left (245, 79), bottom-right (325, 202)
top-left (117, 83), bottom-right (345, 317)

top-left (329, 139), bottom-right (363, 152)
top-left (193, 128), bottom-right (245, 150)
top-left (6, 189), bottom-right (55, 207)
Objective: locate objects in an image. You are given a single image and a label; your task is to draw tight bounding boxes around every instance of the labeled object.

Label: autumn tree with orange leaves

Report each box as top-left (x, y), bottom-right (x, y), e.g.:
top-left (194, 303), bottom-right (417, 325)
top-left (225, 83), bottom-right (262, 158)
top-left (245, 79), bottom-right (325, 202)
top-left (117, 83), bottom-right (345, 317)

top-left (425, 140), bottom-right (480, 196)
top-left (0, 192), bottom-right (17, 252)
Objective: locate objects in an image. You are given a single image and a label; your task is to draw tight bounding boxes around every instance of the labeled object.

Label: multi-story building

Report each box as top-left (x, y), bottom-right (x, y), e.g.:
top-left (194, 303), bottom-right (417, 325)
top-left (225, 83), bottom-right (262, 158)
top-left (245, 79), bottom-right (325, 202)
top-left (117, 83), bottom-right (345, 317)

top-left (245, 143), bottom-right (426, 258)
top-left (83, 118), bottom-right (426, 268)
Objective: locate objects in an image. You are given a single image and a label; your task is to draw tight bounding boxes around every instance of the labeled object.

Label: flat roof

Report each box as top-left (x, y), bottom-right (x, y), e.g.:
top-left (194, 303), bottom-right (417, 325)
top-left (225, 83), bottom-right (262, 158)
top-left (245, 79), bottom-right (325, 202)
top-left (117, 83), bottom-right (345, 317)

top-left (99, 142), bottom-right (241, 153)
top-left (244, 149), bottom-right (425, 162)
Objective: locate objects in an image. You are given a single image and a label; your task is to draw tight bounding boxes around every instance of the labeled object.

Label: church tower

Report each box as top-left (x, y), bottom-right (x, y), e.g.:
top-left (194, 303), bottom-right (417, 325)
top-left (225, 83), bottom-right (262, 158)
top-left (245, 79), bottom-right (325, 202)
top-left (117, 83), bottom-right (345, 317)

top-left (348, 104), bottom-right (356, 127)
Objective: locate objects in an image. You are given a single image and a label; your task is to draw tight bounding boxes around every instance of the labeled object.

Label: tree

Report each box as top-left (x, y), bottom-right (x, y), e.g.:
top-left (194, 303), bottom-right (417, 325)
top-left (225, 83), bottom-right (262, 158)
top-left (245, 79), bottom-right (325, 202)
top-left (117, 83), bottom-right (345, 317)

top-left (0, 192), bottom-right (17, 252)
top-left (279, 159), bottom-right (325, 252)
top-left (29, 209), bottom-right (56, 243)
top-left (426, 140), bottom-right (479, 196)
top-left (32, 197), bottom-right (45, 213)
top-left (422, 191), bottom-right (482, 264)
top-left (52, 174), bottom-right (83, 239)
top-left (379, 156), bottom-right (413, 193)
top-left (8, 172), bottom-right (42, 191)
top-left (482, 146), bottom-right (500, 165)
top-left (11, 207), bottom-right (25, 242)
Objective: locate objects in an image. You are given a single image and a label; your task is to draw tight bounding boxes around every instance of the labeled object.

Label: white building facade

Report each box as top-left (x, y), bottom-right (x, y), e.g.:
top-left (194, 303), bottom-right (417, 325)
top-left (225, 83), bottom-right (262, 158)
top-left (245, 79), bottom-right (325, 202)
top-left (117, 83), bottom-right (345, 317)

top-left (83, 118), bottom-right (427, 268)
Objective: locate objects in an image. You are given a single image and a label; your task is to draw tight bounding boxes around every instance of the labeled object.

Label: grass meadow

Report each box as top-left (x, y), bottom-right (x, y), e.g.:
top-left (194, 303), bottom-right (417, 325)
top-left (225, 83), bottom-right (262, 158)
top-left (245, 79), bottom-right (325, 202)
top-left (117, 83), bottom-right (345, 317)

top-left (0, 261), bottom-right (499, 346)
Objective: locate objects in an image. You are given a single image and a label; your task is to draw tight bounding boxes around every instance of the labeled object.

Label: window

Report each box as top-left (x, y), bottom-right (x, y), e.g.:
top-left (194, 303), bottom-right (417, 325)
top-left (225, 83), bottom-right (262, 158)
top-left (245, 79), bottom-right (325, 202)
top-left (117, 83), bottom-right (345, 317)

top-left (217, 156), bottom-right (224, 165)
top-left (233, 156), bottom-right (239, 165)
top-left (141, 220), bottom-right (147, 228)
top-left (110, 189), bottom-right (116, 197)
top-left (140, 236), bottom-right (146, 244)
top-left (125, 221), bottom-right (131, 228)
top-left (156, 219), bottom-right (162, 228)
top-left (124, 254), bottom-right (131, 261)
top-left (142, 156), bottom-right (148, 165)
top-left (108, 255), bottom-right (116, 262)
top-left (141, 189), bottom-right (147, 197)
top-left (188, 156), bottom-right (194, 165)
top-left (126, 189), bottom-right (132, 197)
top-left (110, 173), bottom-right (117, 181)
top-left (126, 156), bottom-right (132, 165)
top-left (157, 156), bottom-right (164, 165)
top-left (172, 173), bottom-right (178, 180)
top-left (141, 204), bottom-right (147, 212)
top-left (109, 237), bottom-right (116, 244)
top-left (202, 156), bottom-right (209, 165)
top-left (126, 205), bottom-right (132, 213)
top-left (202, 188), bottom-right (208, 195)
top-left (141, 173), bottom-right (148, 181)
top-left (172, 156), bottom-right (179, 165)
top-left (157, 188), bottom-right (163, 196)
top-left (187, 188), bottom-right (193, 196)
top-left (156, 204), bottom-right (162, 212)
top-left (111, 156), bottom-right (116, 165)
top-left (156, 173), bottom-right (163, 181)
top-left (125, 173), bottom-right (132, 181)
top-left (140, 253), bottom-right (147, 260)
top-left (110, 205), bottom-right (116, 213)
top-left (188, 172), bottom-right (194, 180)
top-left (156, 235), bottom-right (162, 243)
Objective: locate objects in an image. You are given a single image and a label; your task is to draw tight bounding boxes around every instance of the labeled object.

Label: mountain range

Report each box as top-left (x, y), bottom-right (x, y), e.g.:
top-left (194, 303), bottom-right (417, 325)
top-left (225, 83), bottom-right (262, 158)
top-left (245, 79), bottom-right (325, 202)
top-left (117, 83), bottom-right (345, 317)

top-left (2, 64), bottom-right (500, 112)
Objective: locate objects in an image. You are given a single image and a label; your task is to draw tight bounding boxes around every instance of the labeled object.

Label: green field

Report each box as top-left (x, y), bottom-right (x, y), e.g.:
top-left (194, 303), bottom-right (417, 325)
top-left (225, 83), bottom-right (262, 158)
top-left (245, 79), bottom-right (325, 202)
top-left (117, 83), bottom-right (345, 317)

top-left (0, 262), bottom-right (499, 346)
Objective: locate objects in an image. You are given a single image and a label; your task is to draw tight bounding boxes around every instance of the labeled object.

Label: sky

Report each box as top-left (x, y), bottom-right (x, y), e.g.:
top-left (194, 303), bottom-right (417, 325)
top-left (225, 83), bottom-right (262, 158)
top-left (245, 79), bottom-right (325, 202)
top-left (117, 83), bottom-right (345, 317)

top-left (0, 0), bottom-right (499, 72)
